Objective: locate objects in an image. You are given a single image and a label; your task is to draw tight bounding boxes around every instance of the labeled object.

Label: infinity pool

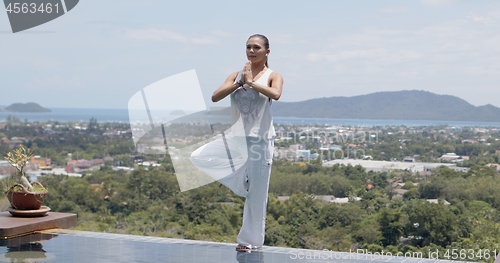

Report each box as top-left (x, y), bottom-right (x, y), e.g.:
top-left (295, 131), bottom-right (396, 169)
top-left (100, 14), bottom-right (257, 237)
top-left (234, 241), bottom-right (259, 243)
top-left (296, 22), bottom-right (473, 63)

top-left (0, 230), bottom-right (472, 263)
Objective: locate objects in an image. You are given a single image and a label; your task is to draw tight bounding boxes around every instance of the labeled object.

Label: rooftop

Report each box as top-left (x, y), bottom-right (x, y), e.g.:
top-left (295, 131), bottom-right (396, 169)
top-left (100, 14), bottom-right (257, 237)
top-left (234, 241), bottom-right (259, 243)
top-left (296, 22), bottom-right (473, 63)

top-left (323, 159), bottom-right (458, 172)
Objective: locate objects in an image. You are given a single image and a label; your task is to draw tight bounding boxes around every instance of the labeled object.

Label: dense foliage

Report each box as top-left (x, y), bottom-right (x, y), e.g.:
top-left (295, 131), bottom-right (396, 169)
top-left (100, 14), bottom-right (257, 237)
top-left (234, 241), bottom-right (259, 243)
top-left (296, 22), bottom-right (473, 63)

top-left (1, 120), bottom-right (500, 262)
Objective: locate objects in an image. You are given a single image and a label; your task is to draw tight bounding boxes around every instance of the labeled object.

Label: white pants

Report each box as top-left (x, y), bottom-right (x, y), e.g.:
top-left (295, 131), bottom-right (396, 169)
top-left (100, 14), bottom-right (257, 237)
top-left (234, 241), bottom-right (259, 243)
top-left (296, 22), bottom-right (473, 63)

top-left (191, 136), bottom-right (274, 247)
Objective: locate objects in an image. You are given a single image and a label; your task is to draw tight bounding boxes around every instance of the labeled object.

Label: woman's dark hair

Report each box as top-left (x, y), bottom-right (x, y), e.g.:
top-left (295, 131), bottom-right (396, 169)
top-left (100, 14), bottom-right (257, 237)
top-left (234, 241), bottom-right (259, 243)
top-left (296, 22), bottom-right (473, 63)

top-left (248, 34), bottom-right (269, 67)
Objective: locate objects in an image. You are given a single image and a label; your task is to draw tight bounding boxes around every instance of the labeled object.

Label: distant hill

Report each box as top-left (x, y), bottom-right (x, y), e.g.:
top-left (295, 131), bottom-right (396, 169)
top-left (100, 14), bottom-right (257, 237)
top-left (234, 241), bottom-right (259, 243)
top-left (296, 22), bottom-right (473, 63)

top-left (272, 90), bottom-right (500, 122)
top-left (4, 102), bottom-right (51, 112)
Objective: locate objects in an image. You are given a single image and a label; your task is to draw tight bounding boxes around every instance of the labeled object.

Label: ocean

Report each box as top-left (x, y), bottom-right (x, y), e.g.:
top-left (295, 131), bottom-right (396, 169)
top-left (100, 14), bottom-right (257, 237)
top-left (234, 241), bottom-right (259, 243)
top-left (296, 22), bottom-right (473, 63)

top-left (1, 108), bottom-right (500, 127)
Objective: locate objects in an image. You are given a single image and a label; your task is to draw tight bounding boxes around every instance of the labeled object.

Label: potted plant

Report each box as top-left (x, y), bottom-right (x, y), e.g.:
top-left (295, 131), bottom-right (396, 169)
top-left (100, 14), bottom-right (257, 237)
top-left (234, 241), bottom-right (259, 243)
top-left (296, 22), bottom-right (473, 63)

top-left (3, 145), bottom-right (48, 212)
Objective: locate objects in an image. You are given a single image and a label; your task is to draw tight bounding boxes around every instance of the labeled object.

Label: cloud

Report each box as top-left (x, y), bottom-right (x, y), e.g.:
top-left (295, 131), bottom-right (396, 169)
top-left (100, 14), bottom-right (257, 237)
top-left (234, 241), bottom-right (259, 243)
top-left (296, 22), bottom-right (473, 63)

top-left (379, 7), bottom-right (408, 14)
top-left (306, 49), bottom-right (421, 63)
top-left (305, 49), bottom-right (386, 62)
top-left (123, 28), bottom-right (218, 44)
top-left (273, 34), bottom-right (294, 44)
top-left (331, 48), bottom-right (386, 61)
top-left (466, 13), bottom-right (492, 24)
top-left (391, 50), bottom-right (422, 61)
top-left (24, 75), bottom-right (84, 91)
top-left (210, 30), bottom-right (232, 37)
top-left (191, 37), bottom-right (218, 44)
top-left (420, 0), bottom-right (462, 8)
top-left (124, 29), bottom-right (188, 42)
top-left (306, 53), bottom-right (321, 62)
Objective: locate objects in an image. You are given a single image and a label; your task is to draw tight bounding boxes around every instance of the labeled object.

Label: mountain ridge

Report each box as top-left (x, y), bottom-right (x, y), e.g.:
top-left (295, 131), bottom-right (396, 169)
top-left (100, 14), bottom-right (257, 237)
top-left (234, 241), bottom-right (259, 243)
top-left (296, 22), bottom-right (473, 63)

top-left (272, 90), bottom-right (500, 122)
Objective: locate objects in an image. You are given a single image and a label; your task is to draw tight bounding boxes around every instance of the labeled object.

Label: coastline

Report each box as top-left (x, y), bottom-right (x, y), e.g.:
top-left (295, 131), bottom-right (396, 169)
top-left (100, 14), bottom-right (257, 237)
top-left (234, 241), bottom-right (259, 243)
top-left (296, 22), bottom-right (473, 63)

top-left (1, 108), bottom-right (500, 127)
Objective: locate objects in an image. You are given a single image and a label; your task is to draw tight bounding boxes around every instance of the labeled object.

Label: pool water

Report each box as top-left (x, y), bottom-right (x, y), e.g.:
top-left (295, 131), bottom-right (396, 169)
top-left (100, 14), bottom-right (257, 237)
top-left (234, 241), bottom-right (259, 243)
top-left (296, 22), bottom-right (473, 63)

top-left (0, 230), bottom-right (471, 263)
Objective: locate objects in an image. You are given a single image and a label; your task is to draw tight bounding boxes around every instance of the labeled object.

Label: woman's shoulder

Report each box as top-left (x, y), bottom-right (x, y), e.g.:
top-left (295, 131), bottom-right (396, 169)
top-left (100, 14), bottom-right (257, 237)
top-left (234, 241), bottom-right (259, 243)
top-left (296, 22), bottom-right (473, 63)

top-left (224, 71), bottom-right (240, 82)
top-left (269, 70), bottom-right (283, 80)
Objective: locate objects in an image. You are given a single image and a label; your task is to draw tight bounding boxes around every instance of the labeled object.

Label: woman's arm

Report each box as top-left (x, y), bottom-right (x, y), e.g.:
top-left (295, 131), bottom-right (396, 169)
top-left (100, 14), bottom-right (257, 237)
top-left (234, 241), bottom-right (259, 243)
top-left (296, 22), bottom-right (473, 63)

top-left (212, 72), bottom-right (240, 102)
top-left (247, 72), bottom-right (284, 100)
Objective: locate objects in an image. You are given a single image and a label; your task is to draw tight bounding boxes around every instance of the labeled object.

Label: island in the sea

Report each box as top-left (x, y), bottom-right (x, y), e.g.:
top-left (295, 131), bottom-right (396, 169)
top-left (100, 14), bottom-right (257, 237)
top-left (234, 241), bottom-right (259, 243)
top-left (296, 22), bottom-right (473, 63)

top-left (1, 102), bottom-right (51, 112)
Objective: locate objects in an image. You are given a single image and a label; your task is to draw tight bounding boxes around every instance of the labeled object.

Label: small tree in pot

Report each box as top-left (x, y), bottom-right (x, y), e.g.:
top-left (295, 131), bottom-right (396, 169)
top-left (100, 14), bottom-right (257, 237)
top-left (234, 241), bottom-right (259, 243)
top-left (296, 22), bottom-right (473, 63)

top-left (3, 145), bottom-right (48, 210)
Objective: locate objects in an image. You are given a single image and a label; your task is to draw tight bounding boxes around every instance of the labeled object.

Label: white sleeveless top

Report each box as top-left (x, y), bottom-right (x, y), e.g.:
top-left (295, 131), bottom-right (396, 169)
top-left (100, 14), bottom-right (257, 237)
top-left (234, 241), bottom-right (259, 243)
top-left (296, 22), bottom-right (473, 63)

top-left (231, 68), bottom-right (276, 139)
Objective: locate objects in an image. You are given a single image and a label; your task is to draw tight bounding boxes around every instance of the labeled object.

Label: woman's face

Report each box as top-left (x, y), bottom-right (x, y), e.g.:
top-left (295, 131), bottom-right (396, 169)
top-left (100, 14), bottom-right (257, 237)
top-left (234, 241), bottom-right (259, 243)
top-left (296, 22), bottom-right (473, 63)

top-left (246, 37), bottom-right (269, 64)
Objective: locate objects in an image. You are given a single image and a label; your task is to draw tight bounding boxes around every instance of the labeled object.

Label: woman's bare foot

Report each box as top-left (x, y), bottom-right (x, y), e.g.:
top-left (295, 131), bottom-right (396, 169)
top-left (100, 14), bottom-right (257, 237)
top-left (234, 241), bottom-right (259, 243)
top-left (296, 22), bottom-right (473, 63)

top-left (236, 244), bottom-right (250, 252)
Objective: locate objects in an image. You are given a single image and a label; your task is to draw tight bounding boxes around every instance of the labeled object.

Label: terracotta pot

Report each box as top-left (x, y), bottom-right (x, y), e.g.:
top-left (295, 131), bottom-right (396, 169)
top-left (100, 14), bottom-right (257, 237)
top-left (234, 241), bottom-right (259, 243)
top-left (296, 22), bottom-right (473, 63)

top-left (5, 182), bottom-right (48, 210)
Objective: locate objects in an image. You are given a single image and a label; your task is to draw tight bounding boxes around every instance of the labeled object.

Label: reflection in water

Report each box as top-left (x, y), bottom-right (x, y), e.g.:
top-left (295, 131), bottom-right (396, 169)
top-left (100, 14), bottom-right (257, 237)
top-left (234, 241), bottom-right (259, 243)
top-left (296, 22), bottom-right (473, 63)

top-left (236, 251), bottom-right (265, 263)
top-left (5, 243), bottom-right (46, 262)
top-left (0, 233), bottom-right (55, 262)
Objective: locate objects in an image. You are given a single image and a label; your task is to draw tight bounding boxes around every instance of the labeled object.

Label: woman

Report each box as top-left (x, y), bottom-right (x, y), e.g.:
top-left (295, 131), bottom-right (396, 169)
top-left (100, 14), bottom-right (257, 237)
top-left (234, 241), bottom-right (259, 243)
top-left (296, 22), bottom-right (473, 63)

top-left (191, 34), bottom-right (283, 252)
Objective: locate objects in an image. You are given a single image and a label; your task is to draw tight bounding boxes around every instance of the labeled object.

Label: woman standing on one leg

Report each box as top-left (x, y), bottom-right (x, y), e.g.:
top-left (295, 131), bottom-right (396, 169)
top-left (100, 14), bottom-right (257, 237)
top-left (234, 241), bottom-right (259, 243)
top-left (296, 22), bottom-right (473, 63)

top-left (197, 34), bottom-right (283, 252)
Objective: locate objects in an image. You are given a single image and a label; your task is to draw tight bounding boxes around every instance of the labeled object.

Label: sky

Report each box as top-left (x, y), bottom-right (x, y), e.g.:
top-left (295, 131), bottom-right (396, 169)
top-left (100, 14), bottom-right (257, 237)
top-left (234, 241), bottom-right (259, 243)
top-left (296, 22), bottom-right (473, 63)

top-left (1, 0), bottom-right (500, 110)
